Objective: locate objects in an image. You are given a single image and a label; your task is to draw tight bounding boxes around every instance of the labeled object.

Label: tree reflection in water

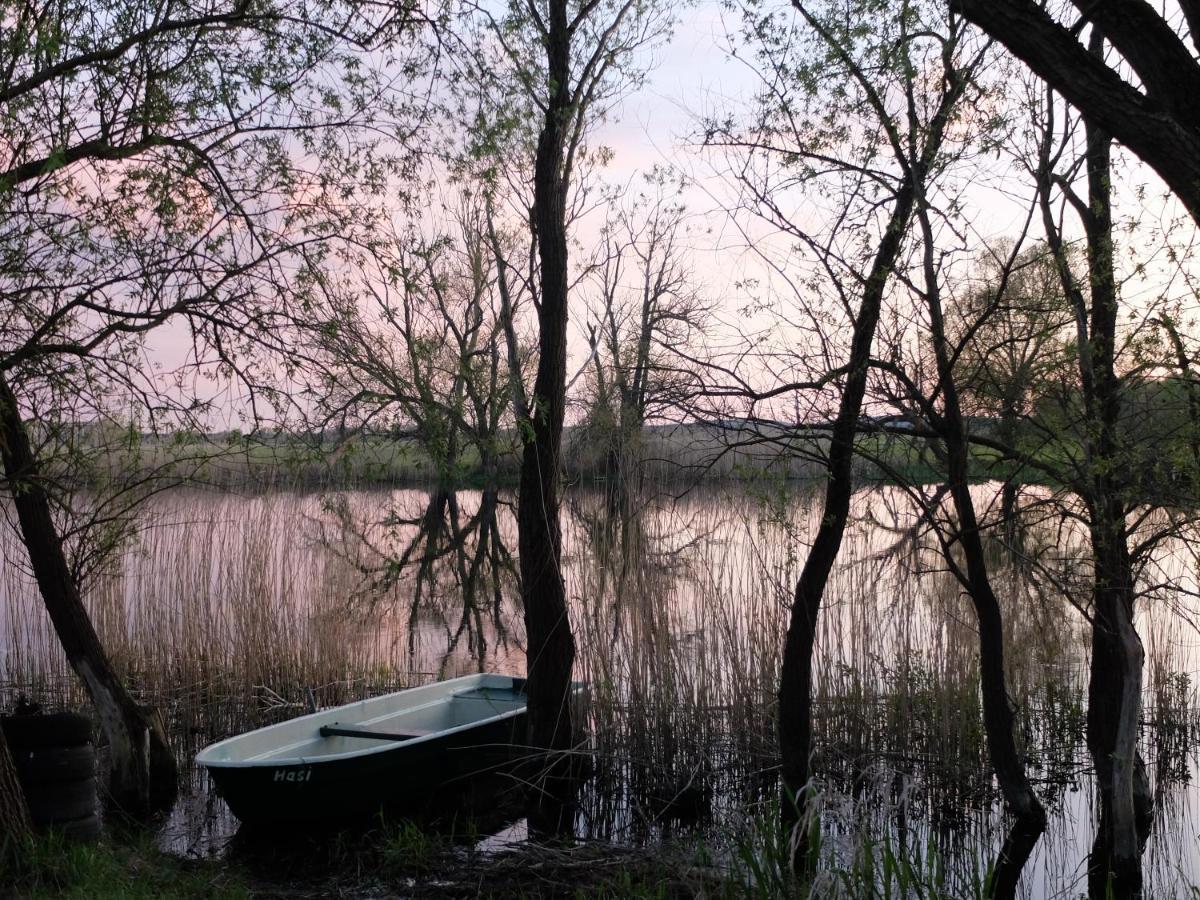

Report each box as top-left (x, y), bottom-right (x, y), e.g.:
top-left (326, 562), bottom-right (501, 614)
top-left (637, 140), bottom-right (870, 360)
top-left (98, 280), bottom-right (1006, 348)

top-left (321, 488), bottom-right (518, 679)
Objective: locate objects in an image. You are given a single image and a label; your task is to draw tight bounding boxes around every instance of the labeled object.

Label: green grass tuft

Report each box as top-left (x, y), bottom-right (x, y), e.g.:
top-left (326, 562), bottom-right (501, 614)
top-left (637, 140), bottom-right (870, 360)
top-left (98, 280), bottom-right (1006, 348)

top-left (1, 834), bottom-right (250, 900)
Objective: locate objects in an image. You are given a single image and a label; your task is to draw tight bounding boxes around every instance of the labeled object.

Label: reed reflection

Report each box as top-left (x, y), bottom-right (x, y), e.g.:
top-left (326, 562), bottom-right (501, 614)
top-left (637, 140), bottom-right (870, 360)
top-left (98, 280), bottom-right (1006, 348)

top-left (0, 484), bottom-right (1196, 893)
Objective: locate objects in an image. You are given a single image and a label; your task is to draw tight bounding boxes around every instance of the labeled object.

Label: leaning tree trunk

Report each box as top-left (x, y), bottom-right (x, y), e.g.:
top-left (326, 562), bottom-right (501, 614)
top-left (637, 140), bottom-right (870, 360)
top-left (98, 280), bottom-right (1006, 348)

top-left (0, 725), bottom-right (31, 851)
top-left (777, 41), bottom-right (971, 871)
top-left (918, 204), bottom-right (1046, 899)
top-left (518, 0), bottom-right (576, 834)
top-left (778, 173), bottom-right (917, 872)
top-left (0, 373), bottom-right (177, 819)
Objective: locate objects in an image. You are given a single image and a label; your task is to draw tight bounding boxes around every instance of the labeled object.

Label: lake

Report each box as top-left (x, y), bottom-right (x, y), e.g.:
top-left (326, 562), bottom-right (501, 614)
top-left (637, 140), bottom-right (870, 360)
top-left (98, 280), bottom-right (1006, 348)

top-left (2, 482), bottom-right (1197, 896)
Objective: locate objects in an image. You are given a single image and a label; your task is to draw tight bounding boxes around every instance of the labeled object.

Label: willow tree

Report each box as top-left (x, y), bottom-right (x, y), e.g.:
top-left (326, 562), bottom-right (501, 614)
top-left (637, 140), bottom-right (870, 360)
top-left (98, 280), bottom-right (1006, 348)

top-left (953, 243), bottom-right (1075, 531)
top-left (0, 0), bottom-right (422, 815)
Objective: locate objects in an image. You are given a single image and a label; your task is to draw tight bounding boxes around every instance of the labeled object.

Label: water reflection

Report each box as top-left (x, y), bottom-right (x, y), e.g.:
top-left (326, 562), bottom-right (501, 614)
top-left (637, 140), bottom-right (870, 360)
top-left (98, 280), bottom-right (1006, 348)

top-left (0, 483), bottom-right (1197, 895)
top-left (320, 487), bottom-right (518, 679)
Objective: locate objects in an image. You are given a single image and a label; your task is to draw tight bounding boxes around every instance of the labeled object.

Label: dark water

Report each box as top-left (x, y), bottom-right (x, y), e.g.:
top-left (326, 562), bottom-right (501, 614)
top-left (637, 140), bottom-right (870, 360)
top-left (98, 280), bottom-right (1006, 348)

top-left (2, 483), bottom-right (1198, 896)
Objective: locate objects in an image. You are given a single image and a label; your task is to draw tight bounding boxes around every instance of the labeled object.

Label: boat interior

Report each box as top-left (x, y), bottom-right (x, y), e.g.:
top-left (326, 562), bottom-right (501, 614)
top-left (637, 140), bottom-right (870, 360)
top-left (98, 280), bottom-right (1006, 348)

top-left (198, 675), bottom-right (533, 765)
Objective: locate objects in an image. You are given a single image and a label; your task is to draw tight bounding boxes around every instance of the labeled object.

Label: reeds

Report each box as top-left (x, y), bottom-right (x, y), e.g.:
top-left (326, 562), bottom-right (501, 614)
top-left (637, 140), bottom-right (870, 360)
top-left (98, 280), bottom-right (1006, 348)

top-left (1, 491), bottom-right (430, 752)
top-left (1, 481), bottom-right (1197, 892)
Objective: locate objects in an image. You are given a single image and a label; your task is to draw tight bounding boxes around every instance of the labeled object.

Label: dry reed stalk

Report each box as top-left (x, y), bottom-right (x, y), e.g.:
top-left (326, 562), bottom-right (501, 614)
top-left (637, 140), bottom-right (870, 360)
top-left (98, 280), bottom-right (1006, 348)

top-left (0, 481), bottom-right (1196, 890)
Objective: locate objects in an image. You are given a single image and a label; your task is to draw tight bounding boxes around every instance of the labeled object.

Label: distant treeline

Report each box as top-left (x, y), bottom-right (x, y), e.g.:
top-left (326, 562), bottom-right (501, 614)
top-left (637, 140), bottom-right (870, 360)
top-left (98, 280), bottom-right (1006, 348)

top-left (42, 380), bottom-right (1200, 498)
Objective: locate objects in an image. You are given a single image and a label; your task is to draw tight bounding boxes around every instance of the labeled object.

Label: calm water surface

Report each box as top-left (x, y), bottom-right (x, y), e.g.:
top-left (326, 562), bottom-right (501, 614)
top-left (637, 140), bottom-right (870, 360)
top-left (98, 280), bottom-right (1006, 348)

top-left (2, 483), bottom-right (1197, 896)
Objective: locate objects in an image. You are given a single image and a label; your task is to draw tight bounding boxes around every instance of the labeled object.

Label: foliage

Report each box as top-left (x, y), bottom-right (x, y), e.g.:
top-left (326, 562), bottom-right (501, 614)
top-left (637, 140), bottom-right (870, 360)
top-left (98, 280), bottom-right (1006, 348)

top-left (0, 0), bottom-right (430, 578)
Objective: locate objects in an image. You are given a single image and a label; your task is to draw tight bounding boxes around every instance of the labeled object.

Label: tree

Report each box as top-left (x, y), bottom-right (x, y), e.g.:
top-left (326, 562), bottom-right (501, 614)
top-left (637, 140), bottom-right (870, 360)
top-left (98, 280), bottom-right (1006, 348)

top-left (1, 0), bottom-right (420, 815)
top-left (877, 211), bottom-right (1056, 898)
top-left (465, 0), bottom-right (672, 823)
top-left (1029, 53), bottom-right (1150, 895)
top-left (951, 0), bottom-right (1200, 224)
top-left (933, 56), bottom-right (1200, 896)
top-left (305, 192), bottom-right (525, 484)
top-left (953, 242), bottom-right (1075, 528)
top-left (1154, 312), bottom-right (1200, 477)
top-left (580, 174), bottom-right (708, 514)
top-left (710, 0), bottom-right (986, 873)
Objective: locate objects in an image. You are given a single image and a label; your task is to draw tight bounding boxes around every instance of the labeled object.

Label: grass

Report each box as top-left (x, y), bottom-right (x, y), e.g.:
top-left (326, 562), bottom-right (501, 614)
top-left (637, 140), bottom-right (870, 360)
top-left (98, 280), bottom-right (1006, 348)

top-left (4, 823), bottom-right (1197, 899)
top-left (726, 795), bottom-right (1000, 900)
top-left (1, 834), bottom-right (251, 899)
top-left (1, 829), bottom-right (722, 899)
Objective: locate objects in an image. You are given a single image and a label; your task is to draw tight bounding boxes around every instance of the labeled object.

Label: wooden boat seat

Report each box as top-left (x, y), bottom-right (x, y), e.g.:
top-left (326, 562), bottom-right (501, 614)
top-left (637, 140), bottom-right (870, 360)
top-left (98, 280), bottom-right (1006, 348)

top-left (452, 687), bottom-right (524, 702)
top-left (318, 723), bottom-right (436, 742)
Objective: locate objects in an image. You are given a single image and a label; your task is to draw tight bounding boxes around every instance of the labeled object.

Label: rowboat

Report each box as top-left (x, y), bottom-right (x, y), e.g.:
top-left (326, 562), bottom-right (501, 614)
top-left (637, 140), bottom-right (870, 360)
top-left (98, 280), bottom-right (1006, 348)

top-left (196, 673), bottom-right (582, 824)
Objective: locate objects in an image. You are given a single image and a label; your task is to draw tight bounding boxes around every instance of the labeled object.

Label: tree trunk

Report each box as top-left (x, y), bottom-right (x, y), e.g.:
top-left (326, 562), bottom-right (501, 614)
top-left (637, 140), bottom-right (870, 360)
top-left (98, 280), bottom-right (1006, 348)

top-left (918, 204), bottom-right (1046, 900)
top-left (778, 173), bottom-right (916, 871)
top-left (0, 725), bottom-right (32, 851)
top-left (990, 819), bottom-right (1044, 900)
top-left (998, 400), bottom-right (1022, 553)
top-left (1078, 67), bottom-right (1150, 898)
top-left (519, 0), bottom-right (577, 834)
top-left (0, 373), bottom-right (177, 819)
top-left (1086, 523), bottom-right (1150, 899)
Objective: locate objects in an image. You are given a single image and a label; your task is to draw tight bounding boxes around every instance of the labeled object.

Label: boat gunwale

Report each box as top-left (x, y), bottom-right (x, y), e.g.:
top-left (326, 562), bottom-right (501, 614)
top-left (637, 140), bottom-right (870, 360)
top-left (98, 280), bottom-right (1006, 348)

top-left (195, 675), bottom-right (584, 769)
top-left (196, 676), bottom-right (525, 768)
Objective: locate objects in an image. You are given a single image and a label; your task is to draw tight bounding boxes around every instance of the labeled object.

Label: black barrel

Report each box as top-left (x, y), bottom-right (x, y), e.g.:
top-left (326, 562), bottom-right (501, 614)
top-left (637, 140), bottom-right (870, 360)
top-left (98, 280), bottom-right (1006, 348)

top-left (2, 711), bottom-right (101, 841)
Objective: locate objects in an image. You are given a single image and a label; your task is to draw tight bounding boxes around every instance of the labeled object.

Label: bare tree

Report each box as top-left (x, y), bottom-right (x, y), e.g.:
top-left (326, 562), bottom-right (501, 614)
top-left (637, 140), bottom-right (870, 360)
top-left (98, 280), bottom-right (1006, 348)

top-left (579, 173), bottom-right (709, 513)
top-left (306, 193), bottom-right (525, 484)
top-left (300, 189), bottom-right (528, 655)
top-left (875, 204), bottom-right (1055, 898)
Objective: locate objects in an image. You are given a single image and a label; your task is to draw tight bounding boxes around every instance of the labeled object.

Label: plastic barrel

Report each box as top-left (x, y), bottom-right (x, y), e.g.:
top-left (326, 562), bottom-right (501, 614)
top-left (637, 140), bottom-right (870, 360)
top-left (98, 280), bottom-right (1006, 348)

top-left (2, 712), bottom-right (101, 841)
